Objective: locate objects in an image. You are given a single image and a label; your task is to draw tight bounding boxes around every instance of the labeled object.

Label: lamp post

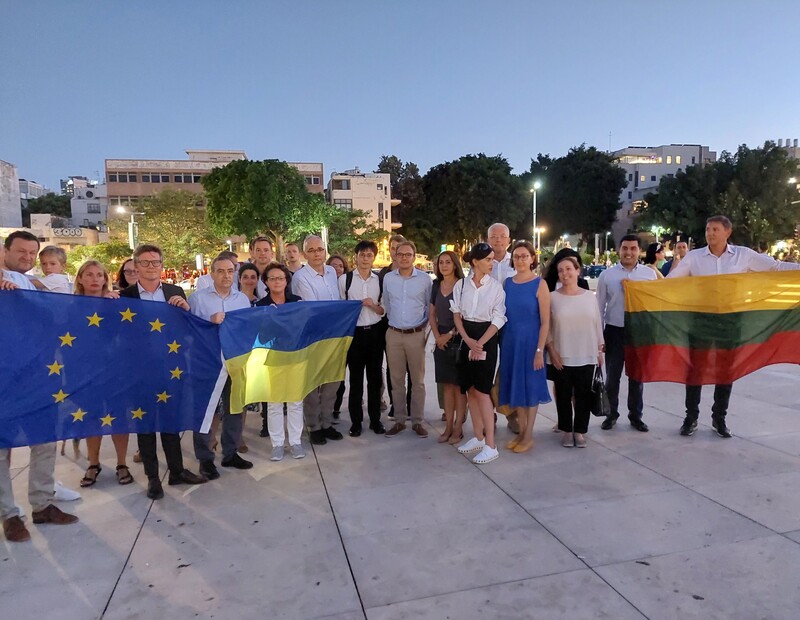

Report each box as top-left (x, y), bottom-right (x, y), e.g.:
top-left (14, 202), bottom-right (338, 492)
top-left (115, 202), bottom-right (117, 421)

top-left (116, 206), bottom-right (145, 250)
top-left (226, 239), bottom-right (233, 252)
top-left (530, 181), bottom-right (542, 247)
top-left (535, 227), bottom-right (546, 251)
top-left (605, 231), bottom-right (611, 253)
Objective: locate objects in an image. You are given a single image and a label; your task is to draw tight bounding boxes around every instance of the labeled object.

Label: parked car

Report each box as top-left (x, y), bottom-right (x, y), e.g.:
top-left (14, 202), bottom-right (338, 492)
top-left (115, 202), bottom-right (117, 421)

top-left (586, 265), bottom-right (607, 279)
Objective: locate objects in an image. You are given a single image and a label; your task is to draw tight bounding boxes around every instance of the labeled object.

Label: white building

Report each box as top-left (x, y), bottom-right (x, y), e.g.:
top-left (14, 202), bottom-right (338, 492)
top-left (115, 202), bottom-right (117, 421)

top-left (326, 168), bottom-right (394, 233)
top-left (71, 184), bottom-right (108, 228)
top-left (0, 160), bottom-right (22, 227)
top-left (19, 179), bottom-right (50, 201)
top-left (611, 144), bottom-right (716, 240)
top-left (61, 176), bottom-right (91, 197)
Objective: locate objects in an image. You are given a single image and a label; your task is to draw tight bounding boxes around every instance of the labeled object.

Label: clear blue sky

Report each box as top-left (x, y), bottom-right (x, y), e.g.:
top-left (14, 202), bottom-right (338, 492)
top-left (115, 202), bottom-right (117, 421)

top-left (2, 0), bottom-right (798, 190)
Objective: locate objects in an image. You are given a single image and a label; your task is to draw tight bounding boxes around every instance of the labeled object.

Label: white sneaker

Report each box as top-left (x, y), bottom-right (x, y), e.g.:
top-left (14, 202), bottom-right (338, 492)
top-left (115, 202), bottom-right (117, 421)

top-left (472, 446), bottom-right (500, 464)
top-left (457, 437), bottom-right (485, 454)
top-left (270, 446), bottom-right (284, 461)
top-left (290, 444), bottom-right (306, 459)
top-left (53, 481), bottom-right (81, 501)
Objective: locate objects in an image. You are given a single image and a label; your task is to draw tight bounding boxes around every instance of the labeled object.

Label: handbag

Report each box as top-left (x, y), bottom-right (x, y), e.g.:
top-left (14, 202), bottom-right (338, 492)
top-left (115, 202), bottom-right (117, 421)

top-left (591, 365), bottom-right (611, 417)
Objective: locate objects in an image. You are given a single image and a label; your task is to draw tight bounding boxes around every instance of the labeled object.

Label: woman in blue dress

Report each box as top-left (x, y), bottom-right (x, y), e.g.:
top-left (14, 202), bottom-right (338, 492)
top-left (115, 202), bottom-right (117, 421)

top-left (499, 240), bottom-right (551, 453)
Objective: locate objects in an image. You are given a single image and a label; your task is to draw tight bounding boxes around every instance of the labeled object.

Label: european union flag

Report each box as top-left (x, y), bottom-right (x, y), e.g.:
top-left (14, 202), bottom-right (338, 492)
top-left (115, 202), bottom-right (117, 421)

top-left (0, 289), bottom-right (225, 449)
top-left (220, 301), bottom-right (361, 411)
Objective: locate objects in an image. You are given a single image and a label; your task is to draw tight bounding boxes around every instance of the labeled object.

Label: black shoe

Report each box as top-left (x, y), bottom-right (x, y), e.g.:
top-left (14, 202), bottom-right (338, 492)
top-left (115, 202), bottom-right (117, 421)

top-left (387, 406), bottom-right (395, 420)
top-left (221, 453), bottom-right (253, 469)
top-left (349, 424), bottom-right (362, 437)
top-left (370, 421), bottom-right (386, 435)
top-left (629, 416), bottom-right (649, 432)
top-left (309, 429), bottom-right (327, 445)
top-left (333, 410), bottom-right (341, 420)
top-left (679, 418), bottom-right (697, 436)
top-left (712, 417), bottom-right (732, 438)
top-left (146, 478), bottom-right (164, 500)
top-left (168, 469), bottom-right (206, 486)
top-left (600, 415), bottom-right (618, 431)
top-left (323, 426), bottom-right (344, 440)
top-left (199, 460), bottom-right (220, 480)
top-left (259, 425), bottom-right (269, 438)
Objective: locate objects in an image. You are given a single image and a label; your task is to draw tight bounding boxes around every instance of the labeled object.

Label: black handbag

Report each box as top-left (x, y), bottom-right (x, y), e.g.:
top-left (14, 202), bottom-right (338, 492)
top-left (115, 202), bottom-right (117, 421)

top-left (591, 366), bottom-right (611, 417)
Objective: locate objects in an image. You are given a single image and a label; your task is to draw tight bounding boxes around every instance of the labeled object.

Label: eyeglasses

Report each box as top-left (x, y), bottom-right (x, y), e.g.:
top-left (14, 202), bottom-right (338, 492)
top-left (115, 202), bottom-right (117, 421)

top-left (396, 252), bottom-right (414, 258)
top-left (267, 276), bottom-right (286, 282)
top-left (512, 254), bottom-right (531, 261)
top-left (305, 248), bottom-right (325, 253)
top-left (135, 259), bottom-right (162, 267)
top-left (123, 269), bottom-right (137, 275)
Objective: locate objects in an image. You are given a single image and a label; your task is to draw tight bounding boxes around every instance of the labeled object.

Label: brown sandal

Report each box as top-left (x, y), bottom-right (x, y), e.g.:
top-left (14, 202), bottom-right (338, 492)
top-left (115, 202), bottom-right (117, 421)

top-left (116, 464), bottom-right (134, 485)
top-left (80, 464), bottom-right (101, 487)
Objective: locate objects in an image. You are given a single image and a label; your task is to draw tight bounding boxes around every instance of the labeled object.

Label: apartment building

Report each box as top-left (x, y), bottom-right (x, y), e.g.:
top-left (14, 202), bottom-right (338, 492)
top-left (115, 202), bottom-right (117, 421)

top-left (326, 168), bottom-right (394, 233)
top-left (0, 160), bottom-right (22, 227)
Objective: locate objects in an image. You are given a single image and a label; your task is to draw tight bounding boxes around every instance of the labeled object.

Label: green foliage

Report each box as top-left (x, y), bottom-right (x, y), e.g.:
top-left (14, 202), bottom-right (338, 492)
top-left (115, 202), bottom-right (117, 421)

top-left (22, 193), bottom-right (72, 227)
top-left (375, 155), bottom-right (425, 224)
top-left (640, 142), bottom-right (799, 249)
top-left (66, 241), bottom-right (133, 275)
top-left (132, 189), bottom-right (224, 266)
top-left (326, 207), bottom-right (388, 261)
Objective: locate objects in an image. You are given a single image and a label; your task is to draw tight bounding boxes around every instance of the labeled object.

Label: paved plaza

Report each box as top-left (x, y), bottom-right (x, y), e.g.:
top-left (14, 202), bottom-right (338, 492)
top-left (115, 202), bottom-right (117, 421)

top-left (3, 354), bottom-right (800, 620)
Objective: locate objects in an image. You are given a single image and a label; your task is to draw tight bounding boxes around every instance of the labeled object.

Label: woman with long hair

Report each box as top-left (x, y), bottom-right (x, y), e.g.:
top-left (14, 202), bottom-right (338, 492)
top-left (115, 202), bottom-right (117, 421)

top-left (546, 255), bottom-right (604, 448)
top-left (115, 258), bottom-right (138, 291)
top-left (643, 243), bottom-right (666, 279)
top-left (499, 241), bottom-right (551, 453)
top-left (452, 243), bottom-right (507, 464)
top-left (74, 261), bottom-right (133, 487)
top-left (429, 250), bottom-right (468, 444)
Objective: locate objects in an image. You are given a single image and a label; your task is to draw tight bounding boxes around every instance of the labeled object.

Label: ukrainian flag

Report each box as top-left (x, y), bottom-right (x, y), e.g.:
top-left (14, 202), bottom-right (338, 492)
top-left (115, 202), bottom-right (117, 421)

top-left (220, 301), bottom-right (362, 411)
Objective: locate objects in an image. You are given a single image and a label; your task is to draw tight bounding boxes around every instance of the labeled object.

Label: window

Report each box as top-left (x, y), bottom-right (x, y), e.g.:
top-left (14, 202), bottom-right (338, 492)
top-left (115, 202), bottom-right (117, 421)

top-left (151, 173), bottom-right (160, 183)
top-left (193, 174), bottom-right (202, 183)
top-left (312, 176), bottom-right (320, 185)
top-left (118, 173), bottom-right (128, 183)
top-left (333, 179), bottom-right (350, 190)
top-left (378, 202), bottom-right (384, 223)
top-left (174, 175), bottom-right (183, 183)
top-left (676, 156), bottom-right (681, 164)
top-left (334, 199), bottom-right (353, 211)
top-left (666, 155), bottom-right (672, 164)
top-left (87, 203), bottom-right (101, 214)
top-left (128, 174), bottom-right (137, 182)
top-left (377, 184), bottom-right (383, 190)
top-left (691, 156), bottom-right (696, 164)
top-left (628, 191), bottom-right (632, 199)
top-left (650, 175), bottom-right (656, 182)
top-left (160, 174), bottom-right (169, 183)
top-left (304, 176), bottom-right (313, 184)
top-left (640, 175), bottom-right (646, 182)
top-left (142, 174), bottom-right (150, 182)
top-left (628, 173), bottom-right (633, 181)
top-left (108, 173), bottom-right (117, 182)
top-left (667, 173), bottom-right (674, 178)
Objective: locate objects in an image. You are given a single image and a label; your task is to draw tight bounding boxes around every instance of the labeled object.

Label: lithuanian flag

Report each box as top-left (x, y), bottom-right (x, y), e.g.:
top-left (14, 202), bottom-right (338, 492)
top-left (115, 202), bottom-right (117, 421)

top-left (624, 272), bottom-right (800, 384)
top-left (219, 301), bottom-right (362, 411)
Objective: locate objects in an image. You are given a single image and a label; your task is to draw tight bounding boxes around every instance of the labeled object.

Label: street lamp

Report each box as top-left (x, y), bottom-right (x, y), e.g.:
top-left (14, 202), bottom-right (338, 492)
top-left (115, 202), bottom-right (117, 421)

top-left (117, 206), bottom-right (145, 250)
top-left (535, 226), bottom-right (546, 251)
top-left (226, 239), bottom-right (233, 252)
top-left (529, 181), bottom-right (542, 247)
top-left (605, 231), bottom-right (611, 252)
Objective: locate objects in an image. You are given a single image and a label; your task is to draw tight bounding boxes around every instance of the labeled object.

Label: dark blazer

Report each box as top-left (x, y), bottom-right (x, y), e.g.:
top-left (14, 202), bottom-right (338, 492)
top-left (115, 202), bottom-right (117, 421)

top-left (120, 282), bottom-right (187, 301)
top-left (255, 292), bottom-right (301, 307)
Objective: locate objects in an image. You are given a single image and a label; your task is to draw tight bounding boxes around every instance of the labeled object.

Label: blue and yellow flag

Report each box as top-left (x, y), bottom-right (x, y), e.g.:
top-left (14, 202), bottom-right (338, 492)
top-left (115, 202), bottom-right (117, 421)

top-left (0, 290), bottom-right (225, 449)
top-left (220, 300), bottom-right (361, 411)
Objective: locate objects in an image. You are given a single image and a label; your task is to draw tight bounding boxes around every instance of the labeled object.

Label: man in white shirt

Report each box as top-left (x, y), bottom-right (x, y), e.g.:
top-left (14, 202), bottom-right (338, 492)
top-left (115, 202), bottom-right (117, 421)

top-left (596, 235), bottom-right (657, 432)
top-left (190, 255), bottom-right (253, 478)
top-left (340, 240), bottom-right (387, 437)
top-left (383, 240), bottom-right (432, 438)
top-left (668, 215), bottom-right (800, 438)
top-left (291, 235), bottom-right (345, 445)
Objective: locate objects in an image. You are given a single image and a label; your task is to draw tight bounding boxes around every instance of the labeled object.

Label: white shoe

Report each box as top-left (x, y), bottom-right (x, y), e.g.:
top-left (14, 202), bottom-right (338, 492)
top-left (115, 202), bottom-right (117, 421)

top-left (290, 444), bottom-right (306, 459)
top-left (472, 446), bottom-right (500, 464)
top-left (270, 446), bottom-right (284, 461)
top-left (457, 437), bottom-right (485, 454)
top-left (54, 481), bottom-right (81, 501)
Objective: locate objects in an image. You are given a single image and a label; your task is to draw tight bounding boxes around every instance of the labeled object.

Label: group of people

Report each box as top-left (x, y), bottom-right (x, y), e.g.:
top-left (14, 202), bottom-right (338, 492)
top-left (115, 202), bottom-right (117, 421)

top-left (2, 213), bottom-right (798, 544)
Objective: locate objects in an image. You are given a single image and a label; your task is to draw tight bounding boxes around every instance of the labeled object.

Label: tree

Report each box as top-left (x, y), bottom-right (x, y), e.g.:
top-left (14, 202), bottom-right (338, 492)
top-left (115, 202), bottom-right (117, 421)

top-left (22, 193), bottom-right (71, 227)
top-left (326, 206), bottom-right (388, 260)
top-left (130, 189), bottom-right (225, 266)
top-left (375, 155), bottom-right (425, 225)
top-left (66, 241), bottom-right (133, 275)
top-left (202, 159), bottom-right (331, 257)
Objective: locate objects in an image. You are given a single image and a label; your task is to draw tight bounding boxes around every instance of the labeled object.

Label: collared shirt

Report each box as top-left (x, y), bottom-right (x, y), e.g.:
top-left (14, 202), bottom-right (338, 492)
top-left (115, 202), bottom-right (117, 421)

top-left (339, 270), bottom-right (383, 327)
top-left (196, 273), bottom-right (240, 293)
top-left (189, 287), bottom-right (251, 321)
top-left (137, 282), bottom-right (166, 302)
top-left (490, 251), bottom-right (515, 282)
top-left (450, 273), bottom-right (507, 330)
top-left (2, 269), bottom-right (35, 290)
top-left (668, 244), bottom-right (800, 278)
top-left (291, 264), bottom-right (340, 301)
top-left (596, 263), bottom-right (657, 327)
top-left (382, 268), bottom-right (432, 329)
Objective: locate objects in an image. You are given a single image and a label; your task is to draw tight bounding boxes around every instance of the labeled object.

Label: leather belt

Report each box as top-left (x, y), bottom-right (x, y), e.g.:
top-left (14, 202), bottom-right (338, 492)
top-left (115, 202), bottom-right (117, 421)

top-left (389, 323), bottom-right (427, 334)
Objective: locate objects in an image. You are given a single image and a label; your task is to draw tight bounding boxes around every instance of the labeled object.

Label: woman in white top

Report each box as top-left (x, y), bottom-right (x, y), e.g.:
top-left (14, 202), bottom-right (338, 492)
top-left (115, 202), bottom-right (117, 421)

top-left (546, 256), bottom-right (604, 448)
top-left (451, 243), bottom-right (507, 464)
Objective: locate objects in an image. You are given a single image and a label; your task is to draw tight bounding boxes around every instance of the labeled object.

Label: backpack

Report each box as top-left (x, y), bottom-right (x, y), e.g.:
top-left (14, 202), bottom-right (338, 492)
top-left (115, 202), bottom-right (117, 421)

top-left (345, 270), bottom-right (388, 330)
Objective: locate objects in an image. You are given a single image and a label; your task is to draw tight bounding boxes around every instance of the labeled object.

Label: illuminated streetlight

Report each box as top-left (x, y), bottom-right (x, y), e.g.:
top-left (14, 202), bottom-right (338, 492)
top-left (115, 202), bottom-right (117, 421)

top-left (117, 206), bottom-right (145, 250)
top-left (529, 181), bottom-right (542, 248)
top-left (789, 177), bottom-right (797, 185)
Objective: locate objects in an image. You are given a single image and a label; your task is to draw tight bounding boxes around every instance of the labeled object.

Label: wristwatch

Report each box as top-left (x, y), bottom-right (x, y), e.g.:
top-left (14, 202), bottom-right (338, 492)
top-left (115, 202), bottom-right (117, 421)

top-left (536, 348), bottom-right (542, 353)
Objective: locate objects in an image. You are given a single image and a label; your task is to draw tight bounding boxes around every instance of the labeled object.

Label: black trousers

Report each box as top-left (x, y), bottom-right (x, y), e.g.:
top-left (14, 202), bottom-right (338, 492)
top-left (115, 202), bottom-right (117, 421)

top-left (334, 382), bottom-right (345, 413)
top-left (137, 432), bottom-right (184, 481)
top-left (347, 325), bottom-right (386, 426)
top-left (553, 365), bottom-right (594, 434)
top-left (604, 325), bottom-right (644, 420)
top-left (685, 384), bottom-right (733, 420)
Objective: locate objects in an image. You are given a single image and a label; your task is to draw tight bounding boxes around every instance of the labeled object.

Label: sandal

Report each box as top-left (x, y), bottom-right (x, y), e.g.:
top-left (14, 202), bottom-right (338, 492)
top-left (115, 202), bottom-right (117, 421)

top-left (448, 433), bottom-right (464, 445)
top-left (80, 464), bottom-right (101, 487)
top-left (437, 431), bottom-right (452, 443)
top-left (506, 437), bottom-right (520, 450)
top-left (116, 464), bottom-right (134, 485)
top-left (513, 439), bottom-right (534, 453)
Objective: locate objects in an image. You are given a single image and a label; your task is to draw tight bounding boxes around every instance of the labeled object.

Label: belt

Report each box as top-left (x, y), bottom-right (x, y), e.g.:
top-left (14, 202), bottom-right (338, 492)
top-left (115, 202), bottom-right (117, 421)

top-left (356, 323), bottom-right (381, 330)
top-left (389, 323), bottom-right (427, 334)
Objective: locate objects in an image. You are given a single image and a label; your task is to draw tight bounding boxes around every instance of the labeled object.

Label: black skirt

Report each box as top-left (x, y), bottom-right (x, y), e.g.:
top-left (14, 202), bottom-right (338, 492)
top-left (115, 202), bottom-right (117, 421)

top-left (457, 320), bottom-right (498, 395)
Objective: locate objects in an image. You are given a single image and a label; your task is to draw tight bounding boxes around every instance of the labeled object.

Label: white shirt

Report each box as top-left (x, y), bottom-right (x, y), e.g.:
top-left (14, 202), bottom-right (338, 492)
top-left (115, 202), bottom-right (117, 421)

top-left (550, 289), bottom-right (604, 366)
top-left (137, 282), bottom-right (166, 302)
top-left (450, 274), bottom-right (507, 330)
top-left (490, 251), bottom-right (515, 282)
top-left (196, 273), bottom-right (241, 293)
top-left (668, 244), bottom-right (800, 277)
top-left (2, 270), bottom-right (35, 290)
top-left (339, 270), bottom-right (383, 327)
top-left (596, 263), bottom-right (657, 328)
top-left (32, 273), bottom-right (72, 293)
top-left (291, 264), bottom-right (340, 301)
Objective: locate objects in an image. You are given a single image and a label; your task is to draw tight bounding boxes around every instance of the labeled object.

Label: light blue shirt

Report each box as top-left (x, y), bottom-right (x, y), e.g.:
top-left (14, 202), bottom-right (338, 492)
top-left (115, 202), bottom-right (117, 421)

top-left (2, 270), bottom-right (35, 290)
top-left (137, 282), bottom-right (166, 302)
top-left (382, 268), bottom-right (432, 329)
top-left (596, 263), bottom-right (657, 328)
top-left (189, 287), bottom-right (251, 321)
top-left (291, 264), bottom-right (340, 301)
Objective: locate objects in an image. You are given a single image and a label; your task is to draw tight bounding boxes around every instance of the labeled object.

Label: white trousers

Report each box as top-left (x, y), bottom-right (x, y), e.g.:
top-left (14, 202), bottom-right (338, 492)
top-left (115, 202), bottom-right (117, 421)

top-left (267, 402), bottom-right (304, 447)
